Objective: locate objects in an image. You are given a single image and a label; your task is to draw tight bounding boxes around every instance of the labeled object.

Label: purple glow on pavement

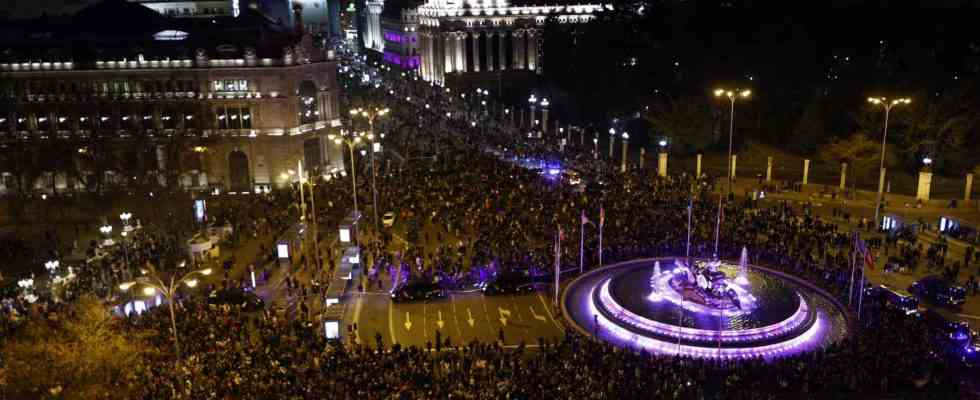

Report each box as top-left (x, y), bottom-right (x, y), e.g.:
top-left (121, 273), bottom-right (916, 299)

top-left (599, 279), bottom-right (810, 344)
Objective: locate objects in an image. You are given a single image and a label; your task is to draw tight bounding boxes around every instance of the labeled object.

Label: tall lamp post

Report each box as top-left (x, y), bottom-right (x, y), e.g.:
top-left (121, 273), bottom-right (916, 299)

top-left (328, 130), bottom-right (369, 219)
top-left (349, 106), bottom-right (390, 231)
top-left (118, 265), bottom-right (212, 361)
top-left (867, 96), bottom-right (911, 225)
top-left (712, 87), bottom-right (751, 258)
top-left (714, 88), bottom-right (751, 195)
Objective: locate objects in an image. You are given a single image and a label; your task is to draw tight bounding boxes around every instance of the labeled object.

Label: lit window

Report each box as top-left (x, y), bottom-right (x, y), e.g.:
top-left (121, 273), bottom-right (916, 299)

top-left (153, 30), bottom-right (190, 41)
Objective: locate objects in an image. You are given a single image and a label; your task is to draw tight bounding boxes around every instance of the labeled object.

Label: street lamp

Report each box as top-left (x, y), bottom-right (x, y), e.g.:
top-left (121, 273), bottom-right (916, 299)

top-left (328, 130), bottom-right (368, 219)
top-left (118, 265), bottom-right (211, 361)
top-left (349, 106), bottom-right (389, 232)
top-left (99, 224), bottom-right (114, 246)
top-left (120, 212), bottom-right (133, 232)
top-left (867, 96), bottom-right (911, 224)
top-left (714, 88), bottom-right (751, 194)
top-left (44, 260), bottom-right (59, 273)
top-left (593, 136), bottom-right (599, 159)
top-left (713, 87), bottom-right (752, 259)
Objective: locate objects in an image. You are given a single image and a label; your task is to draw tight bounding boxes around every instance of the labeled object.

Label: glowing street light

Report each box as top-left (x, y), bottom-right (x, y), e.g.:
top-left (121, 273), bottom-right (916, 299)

top-left (713, 86), bottom-right (753, 258)
top-left (118, 265), bottom-right (211, 361)
top-left (867, 96), bottom-right (911, 225)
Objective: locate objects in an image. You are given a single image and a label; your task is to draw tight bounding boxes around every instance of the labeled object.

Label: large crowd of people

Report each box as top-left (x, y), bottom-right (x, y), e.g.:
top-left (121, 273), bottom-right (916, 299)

top-left (1, 56), bottom-right (978, 398)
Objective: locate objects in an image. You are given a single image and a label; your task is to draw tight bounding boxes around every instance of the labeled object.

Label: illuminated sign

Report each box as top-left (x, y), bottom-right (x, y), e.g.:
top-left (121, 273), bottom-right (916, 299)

top-left (194, 200), bottom-right (207, 223)
top-left (324, 321), bottom-right (340, 339)
top-left (339, 228), bottom-right (351, 243)
top-left (277, 243), bottom-right (290, 259)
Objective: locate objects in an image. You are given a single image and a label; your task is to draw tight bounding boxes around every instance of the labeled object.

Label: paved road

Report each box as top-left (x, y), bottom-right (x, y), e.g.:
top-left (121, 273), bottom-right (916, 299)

top-left (347, 289), bottom-right (565, 349)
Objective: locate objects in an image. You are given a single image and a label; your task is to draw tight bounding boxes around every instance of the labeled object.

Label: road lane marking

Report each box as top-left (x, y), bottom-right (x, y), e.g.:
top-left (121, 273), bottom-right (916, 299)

top-left (437, 310), bottom-right (445, 329)
top-left (498, 307), bottom-right (511, 326)
top-left (958, 313), bottom-right (980, 320)
top-left (388, 299), bottom-right (397, 344)
top-left (404, 311), bottom-right (413, 331)
top-left (536, 291), bottom-right (564, 331)
top-left (466, 307), bottom-right (476, 326)
top-left (529, 306), bottom-right (547, 321)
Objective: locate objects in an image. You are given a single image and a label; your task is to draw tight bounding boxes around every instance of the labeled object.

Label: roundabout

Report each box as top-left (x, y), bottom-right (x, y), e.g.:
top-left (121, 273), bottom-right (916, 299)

top-left (562, 257), bottom-right (850, 360)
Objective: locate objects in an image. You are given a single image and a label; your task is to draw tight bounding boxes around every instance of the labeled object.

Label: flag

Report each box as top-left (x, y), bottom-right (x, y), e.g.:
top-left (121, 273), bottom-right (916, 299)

top-left (855, 235), bottom-right (875, 270)
top-left (581, 210), bottom-right (595, 226)
top-left (599, 207), bottom-right (605, 228)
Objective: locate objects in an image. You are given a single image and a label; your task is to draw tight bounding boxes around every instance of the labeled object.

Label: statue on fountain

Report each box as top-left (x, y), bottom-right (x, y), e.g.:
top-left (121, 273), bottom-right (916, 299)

top-left (670, 260), bottom-right (742, 310)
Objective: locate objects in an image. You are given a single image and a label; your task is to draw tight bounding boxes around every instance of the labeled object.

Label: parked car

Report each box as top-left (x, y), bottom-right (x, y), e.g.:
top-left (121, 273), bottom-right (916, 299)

top-left (382, 211), bottom-right (396, 228)
top-left (391, 280), bottom-right (446, 302)
top-left (909, 275), bottom-right (967, 308)
top-left (207, 288), bottom-right (264, 312)
top-left (482, 272), bottom-right (536, 295)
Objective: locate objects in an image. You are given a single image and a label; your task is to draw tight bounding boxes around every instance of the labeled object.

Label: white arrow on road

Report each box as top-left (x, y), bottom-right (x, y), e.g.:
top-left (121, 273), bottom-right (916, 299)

top-left (466, 308), bottom-right (476, 327)
top-left (529, 306), bottom-right (547, 322)
top-left (404, 312), bottom-right (412, 331)
top-left (498, 307), bottom-right (511, 326)
top-left (436, 310), bottom-right (445, 329)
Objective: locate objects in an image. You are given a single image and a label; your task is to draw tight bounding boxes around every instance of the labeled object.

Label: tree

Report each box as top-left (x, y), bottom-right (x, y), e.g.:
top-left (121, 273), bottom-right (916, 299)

top-left (0, 296), bottom-right (154, 399)
top-left (642, 94), bottom-right (717, 154)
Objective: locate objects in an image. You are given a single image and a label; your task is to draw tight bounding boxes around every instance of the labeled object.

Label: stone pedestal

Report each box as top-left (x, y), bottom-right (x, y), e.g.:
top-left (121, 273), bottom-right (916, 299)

top-left (766, 156), bottom-right (773, 182)
top-left (802, 159), bottom-right (810, 185)
top-left (621, 141), bottom-right (628, 173)
top-left (658, 152), bottom-right (668, 177)
top-left (839, 162), bottom-right (848, 190)
top-left (696, 154), bottom-right (702, 178)
top-left (916, 170), bottom-right (932, 202)
top-left (543, 109), bottom-right (549, 134)
top-left (965, 173), bottom-right (974, 201)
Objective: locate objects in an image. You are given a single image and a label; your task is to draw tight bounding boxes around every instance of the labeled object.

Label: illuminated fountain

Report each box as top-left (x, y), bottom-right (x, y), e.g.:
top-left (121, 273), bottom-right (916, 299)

top-left (563, 258), bottom-right (848, 360)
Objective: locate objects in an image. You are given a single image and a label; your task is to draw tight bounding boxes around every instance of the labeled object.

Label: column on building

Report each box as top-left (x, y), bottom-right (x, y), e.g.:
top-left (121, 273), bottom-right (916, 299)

top-left (470, 32), bottom-right (481, 72)
top-left (485, 31), bottom-right (495, 72)
top-left (513, 29), bottom-right (525, 70)
top-left (434, 31), bottom-right (445, 84)
top-left (445, 32), bottom-right (455, 73)
top-left (498, 29), bottom-right (507, 71)
top-left (527, 28), bottom-right (538, 72)
top-left (419, 32), bottom-right (429, 81)
top-left (455, 32), bottom-right (466, 72)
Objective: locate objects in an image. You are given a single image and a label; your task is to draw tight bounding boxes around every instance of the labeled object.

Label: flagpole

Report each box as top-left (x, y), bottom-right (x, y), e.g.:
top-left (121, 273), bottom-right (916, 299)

top-left (580, 212), bottom-right (585, 274)
top-left (598, 211), bottom-right (603, 269)
top-left (555, 230), bottom-right (561, 307)
top-left (713, 195), bottom-right (722, 259)
top-left (686, 194), bottom-right (693, 264)
top-left (848, 233), bottom-right (857, 306)
top-left (857, 264), bottom-right (865, 321)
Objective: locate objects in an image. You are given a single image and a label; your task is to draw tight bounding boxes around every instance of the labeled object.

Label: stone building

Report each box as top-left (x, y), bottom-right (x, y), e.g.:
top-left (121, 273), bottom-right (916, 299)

top-left (0, 0), bottom-right (344, 195)
top-left (362, 0), bottom-right (605, 84)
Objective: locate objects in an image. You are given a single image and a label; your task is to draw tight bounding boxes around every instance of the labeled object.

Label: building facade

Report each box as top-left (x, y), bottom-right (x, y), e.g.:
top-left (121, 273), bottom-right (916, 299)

top-left (0, 0), bottom-right (344, 195)
top-left (380, 2), bottom-right (420, 69)
top-left (361, 0), bottom-right (605, 81)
